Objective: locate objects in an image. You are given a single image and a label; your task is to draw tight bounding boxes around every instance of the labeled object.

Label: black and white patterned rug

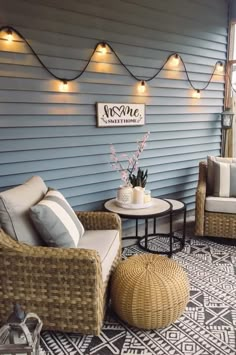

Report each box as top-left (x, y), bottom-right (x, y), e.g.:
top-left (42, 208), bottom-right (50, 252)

top-left (40, 235), bottom-right (236, 355)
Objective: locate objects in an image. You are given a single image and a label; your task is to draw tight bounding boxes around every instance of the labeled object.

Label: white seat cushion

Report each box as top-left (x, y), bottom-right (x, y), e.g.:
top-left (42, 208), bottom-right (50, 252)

top-left (78, 230), bottom-right (120, 282)
top-left (205, 196), bottom-right (236, 214)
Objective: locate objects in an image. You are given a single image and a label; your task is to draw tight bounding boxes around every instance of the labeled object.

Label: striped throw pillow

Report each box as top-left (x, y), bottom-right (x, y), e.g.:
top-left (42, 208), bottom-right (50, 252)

top-left (207, 156), bottom-right (236, 195)
top-left (213, 161), bottom-right (236, 197)
top-left (29, 190), bottom-right (84, 248)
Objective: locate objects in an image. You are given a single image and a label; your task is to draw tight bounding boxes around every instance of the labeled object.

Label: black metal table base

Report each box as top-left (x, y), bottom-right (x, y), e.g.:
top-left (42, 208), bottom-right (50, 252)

top-left (122, 201), bottom-right (186, 257)
top-left (138, 233), bottom-right (185, 257)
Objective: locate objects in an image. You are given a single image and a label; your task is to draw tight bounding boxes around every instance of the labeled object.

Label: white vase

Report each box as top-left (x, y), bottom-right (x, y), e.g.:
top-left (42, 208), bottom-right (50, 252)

top-left (117, 185), bottom-right (133, 204)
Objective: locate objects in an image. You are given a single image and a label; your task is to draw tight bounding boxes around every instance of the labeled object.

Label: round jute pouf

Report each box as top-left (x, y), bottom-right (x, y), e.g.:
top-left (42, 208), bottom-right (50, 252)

top-left (111, 254), bottom-right (189, 329)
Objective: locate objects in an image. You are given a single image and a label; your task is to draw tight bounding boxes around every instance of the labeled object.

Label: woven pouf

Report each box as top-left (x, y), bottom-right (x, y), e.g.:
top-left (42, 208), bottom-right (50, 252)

top-left (111, 254), bottom-right (189, 329)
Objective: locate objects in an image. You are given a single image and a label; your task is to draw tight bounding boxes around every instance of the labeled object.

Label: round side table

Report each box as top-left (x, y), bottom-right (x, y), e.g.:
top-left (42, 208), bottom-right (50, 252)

top-left (138, 198), bottom-right (186, 254)
top-left (104, 197), bottom-right (186, 256)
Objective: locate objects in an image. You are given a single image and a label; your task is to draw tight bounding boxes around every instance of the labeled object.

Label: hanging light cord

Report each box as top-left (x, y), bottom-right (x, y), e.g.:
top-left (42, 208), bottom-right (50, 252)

top-left (225, 67), bottom-right (236, 94)
top-left (0, 25), bottom-right (225, 90)
top-left (0, 25), bottom-right (102, 82)
top-left (178, 56), bottom-right (221, 91)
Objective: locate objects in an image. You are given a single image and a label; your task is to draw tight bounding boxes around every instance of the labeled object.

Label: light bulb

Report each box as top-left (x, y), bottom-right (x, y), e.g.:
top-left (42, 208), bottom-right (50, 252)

top-left (216, 62), bottom-right (224, 72)
top-left (139, 81), bottom-right (146, 93)
top-left (59, 80), bottom-right (68, 91)
top-left (6, 29), bottom-right (13, 42)
top-left (171, 54), bottom-right (180, 66)
top-left (100, 43), bottom-right (107, 54)
top-left (193, 89), bottom-right (201, 99)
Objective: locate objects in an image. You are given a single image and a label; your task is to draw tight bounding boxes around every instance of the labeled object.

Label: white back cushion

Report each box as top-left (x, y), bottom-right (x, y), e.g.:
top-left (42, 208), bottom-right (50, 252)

top-left (212, 161), bottom-right (236, 197)
top-left (207, 156), bottom-right (236, 195)
top-left (0, 176), bottom-right (47, 245)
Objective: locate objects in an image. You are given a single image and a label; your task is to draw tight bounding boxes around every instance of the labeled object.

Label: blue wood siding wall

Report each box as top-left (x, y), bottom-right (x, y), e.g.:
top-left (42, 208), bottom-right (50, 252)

top-left (0, 0), bottom-right (227, 211)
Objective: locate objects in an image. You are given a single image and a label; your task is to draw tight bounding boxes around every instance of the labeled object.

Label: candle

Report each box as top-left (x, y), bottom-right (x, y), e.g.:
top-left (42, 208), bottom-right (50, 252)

top-left (144, 190), bottom-right (151, 203)
top-left (133, 186), bottom-right (144, 204)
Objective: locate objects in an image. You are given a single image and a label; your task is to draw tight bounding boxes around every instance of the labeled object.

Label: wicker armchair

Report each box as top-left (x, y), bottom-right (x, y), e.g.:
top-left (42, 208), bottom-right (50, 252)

top-left (0, 211), bottom-right (121, 335)
top-left (195, 161), bottom-right (236, 239)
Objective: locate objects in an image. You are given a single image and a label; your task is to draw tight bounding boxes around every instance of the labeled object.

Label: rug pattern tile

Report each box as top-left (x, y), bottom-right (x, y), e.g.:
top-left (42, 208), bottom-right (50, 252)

top-left (41, 237), bottom-right (236, 355)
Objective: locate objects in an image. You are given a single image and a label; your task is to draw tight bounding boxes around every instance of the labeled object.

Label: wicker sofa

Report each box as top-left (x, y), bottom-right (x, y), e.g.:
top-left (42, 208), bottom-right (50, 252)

top-left (0, 177), bottom-right (122, 335)
top-left (195, 160), bottom-right (236, 239)
top-left (0, 212), bottom-right (121, 335)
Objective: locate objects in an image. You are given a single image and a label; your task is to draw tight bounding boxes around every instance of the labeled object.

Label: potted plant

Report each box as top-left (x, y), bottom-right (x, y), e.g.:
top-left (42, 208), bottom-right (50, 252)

top-left (129, 168), bottom-right (148, 188)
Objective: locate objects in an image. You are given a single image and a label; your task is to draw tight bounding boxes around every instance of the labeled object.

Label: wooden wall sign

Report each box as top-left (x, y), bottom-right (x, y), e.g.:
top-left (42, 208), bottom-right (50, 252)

top-left (96, 103), bottom-right (145, 127)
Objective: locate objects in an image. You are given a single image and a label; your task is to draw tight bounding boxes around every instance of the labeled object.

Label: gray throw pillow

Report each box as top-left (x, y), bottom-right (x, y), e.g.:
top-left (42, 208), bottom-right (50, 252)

top-left (29, 189), bottom-right (84, 248)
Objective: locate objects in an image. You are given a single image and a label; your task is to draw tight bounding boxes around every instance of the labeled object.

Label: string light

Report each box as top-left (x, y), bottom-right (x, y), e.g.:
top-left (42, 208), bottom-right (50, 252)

top-left (171, 54), bottom-right (180, 66)
top-left (216, 61), bottom-right (224, 72)
top-left (59, 80), bottom-right (68, 91)
top-left (6, 29), bottom-right (13, 42)
top-left (100, 42), bottom-right (107, 54)
top-left (139, 81), bottom-right (146, 93)
top-left (192, 89), bottom-right (201, 99)
top-left (0, 25), bottom-right (228, 95)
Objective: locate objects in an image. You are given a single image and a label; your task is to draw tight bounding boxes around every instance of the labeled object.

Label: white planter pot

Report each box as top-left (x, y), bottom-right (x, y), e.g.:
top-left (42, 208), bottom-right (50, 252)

top-left (117, 186), bottom-right (133, 204)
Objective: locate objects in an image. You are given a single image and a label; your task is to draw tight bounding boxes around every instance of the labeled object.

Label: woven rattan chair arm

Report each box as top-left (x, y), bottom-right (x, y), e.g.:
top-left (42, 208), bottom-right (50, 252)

top-left (11, 244), bottom-right (100, 263)
top-left (196, 182), bottom-right (206, 196)
top-left (0, 228), bottom-right (101, 263)
top-left (0, 246), bottom-right (102, 296)
top-left (198, 161), bottom-right (207, 185)
top-left (1, 247), bottom-right (101, 274)
top-left (75, 211), bottom-right (121, 231)
top-left (195, 161), bottom-right (207, 236)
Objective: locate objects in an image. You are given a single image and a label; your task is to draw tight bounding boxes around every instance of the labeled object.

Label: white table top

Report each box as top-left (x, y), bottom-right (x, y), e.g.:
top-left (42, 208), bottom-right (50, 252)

top-left (104, 198), bottom-right (171, 217)
top-left (165, 198), bottom-right (185, 211)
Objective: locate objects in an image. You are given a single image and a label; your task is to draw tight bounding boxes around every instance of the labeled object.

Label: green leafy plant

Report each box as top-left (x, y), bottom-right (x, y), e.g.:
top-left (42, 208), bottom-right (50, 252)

top-left (129, 168), bottom-right (148, 188)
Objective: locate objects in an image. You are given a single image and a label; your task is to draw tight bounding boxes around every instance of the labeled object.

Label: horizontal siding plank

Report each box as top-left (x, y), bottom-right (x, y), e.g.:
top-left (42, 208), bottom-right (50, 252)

top-left (9, 0), bottom-right (228, 42)
top-left (0, 75), bottom-right (225, 93)
top-left (0, 61), bottom-right (225, 85)
top-left (0, 122), bottom-right (221, 139)
top-left (0, 53), bottom-right (227, 83)
top-left (122, 0), bottom-right (227, 34)
top-left (60, 178), bottom-right (199, 200)
top-left (68, 182), bottom-right (199, 207)
top-left (0, 150), bottom-right (219, 177)
top-left (0, 114), bottom-right (222, 127)
top-left (3, 13), bottom-right (225, 52)
top-left (0, 89), bottom-right (224, 103)
top-left (0, 138), bottom-right (220, 164)
top-left (48, 167), bottom-right (200, 191)
top-left (0, 103), bottom-right (224, 115)
top-left (0, 38), bottom-right (226, 69)
top-left (27, 0), bottom-right (227, 30)
top-left (0, 165), bottom-right (199, 189)
top-left (0, 93), bottom-right (224, 107)
top-left (0, 30), bottom-right (227, 62)
top-left (0, 131), bottom-right (221, 152)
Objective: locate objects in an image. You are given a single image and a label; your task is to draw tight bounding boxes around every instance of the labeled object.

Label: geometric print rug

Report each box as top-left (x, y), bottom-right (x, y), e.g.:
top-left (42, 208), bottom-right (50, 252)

top-left (40, 235), bottom-right (236, 355)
